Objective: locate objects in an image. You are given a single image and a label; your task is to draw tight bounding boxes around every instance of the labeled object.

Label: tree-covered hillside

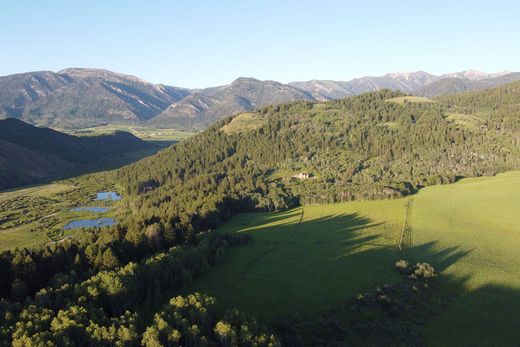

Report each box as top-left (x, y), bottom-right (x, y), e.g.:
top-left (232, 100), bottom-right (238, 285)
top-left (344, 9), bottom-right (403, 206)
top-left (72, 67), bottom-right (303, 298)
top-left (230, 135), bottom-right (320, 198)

top-left (117, 85), bottom-right (520, 234)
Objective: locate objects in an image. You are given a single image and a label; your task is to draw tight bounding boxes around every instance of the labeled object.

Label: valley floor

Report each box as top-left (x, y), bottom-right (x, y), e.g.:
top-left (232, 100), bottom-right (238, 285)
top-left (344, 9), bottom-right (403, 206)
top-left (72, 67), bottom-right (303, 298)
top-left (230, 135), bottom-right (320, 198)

top-left (190, 171), bottom-right (520, 345)
top-left (0, 175), bottom-right (121, 251)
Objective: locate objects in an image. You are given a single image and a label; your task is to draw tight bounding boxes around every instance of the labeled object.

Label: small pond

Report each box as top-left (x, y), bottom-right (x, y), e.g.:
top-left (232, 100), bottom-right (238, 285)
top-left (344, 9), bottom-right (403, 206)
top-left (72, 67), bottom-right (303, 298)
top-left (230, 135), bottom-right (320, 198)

top-left (95, 192), bottom-right (122, 201)
top-left (63, 218), bottom-right (116, 230)
top-left (70, 207), bottom-right (110, 213)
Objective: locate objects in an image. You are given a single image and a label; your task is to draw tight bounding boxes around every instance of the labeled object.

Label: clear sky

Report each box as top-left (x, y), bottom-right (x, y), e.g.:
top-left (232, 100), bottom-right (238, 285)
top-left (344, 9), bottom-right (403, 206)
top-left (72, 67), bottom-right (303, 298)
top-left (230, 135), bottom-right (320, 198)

top-left (1, 0), bottom-right (519, 88)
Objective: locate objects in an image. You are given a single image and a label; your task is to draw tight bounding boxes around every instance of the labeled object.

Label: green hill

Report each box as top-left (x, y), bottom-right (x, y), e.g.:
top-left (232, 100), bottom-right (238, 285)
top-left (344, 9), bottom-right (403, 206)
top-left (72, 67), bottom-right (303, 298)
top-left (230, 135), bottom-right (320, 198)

top-left (0, 118), bottom-right (153, 190)
top-left (118, 84), bottom-right (520, 227)
top-left (115, 82), bottom-right (520, 344)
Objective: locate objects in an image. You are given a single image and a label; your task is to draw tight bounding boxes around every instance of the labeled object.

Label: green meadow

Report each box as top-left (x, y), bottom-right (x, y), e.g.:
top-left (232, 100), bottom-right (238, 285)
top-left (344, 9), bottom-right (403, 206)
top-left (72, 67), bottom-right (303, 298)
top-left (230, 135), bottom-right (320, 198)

top-left (63, 124), bottom-right (195, 145)
top-left (410, 171), bottom-right (520, 345)
top-left (191, 172), bottom-right (520, 345)
top-left (385, 95), bottom-right (435, 104)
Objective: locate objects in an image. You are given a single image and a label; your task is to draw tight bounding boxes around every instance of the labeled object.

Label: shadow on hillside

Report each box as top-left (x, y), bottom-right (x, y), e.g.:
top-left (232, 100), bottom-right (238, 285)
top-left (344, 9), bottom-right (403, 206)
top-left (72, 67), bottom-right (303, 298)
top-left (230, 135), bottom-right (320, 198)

top-left (412, 272), bottom-right (520, 346)
top-left (237, 209), bottom-right (381, 240)
top-left (206, 210), bottom-right (520, 344)
top-left (246, 210), bottom-right (520, 345)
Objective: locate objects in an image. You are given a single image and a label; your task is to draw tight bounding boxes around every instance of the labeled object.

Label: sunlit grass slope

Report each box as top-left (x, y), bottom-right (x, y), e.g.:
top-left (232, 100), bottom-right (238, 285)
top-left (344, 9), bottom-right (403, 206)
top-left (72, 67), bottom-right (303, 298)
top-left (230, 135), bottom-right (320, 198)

top-left (191, 172), bottom-right (520, 345)
top-left (410, 171), bottom-right (520, 346)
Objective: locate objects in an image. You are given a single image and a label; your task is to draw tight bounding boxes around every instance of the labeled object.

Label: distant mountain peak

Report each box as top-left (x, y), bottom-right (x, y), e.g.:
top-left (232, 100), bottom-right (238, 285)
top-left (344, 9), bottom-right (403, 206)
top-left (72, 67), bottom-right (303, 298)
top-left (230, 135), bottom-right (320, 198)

top-left (385, 71), bottom-right (432, 80)
top-left (58, 68), bottom-right (150, 84)
top-left (232, 77), bottom-right (261, 83)
top-left (441, 70), bottom-right (512, 81)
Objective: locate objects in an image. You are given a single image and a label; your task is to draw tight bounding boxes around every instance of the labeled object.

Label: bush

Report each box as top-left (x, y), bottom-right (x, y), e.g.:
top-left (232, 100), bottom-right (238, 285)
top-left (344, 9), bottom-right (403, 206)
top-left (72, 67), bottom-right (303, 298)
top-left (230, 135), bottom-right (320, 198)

top-left (410, 262), bottom-right (436, 279)
top-left (395, 260), bottom-right (409, 271)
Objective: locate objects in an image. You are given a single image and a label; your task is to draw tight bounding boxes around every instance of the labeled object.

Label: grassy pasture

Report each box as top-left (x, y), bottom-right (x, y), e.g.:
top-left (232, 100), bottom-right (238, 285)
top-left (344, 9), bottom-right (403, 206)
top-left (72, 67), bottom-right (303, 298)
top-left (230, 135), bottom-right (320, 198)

top-left (410, 171), bottom-right (520, 345)
top-left (191, 199), bottom-right (407, 320)
top-left (385, 96), bottom-right (435, 104)
top-left (220, 113), bottom-right (266, 134)
top-left (63, 124), bottom-right (195, 144)
top-left (445, 112), bottom-right (481, 130)
top-left (0, 223), bottom-right (48, 251)
top-left (191, 172), bottom-right (520, 345)
top-left (0, 183), bottom-right (71, 251)
top-left (0, 183), bottom-right (72, 202)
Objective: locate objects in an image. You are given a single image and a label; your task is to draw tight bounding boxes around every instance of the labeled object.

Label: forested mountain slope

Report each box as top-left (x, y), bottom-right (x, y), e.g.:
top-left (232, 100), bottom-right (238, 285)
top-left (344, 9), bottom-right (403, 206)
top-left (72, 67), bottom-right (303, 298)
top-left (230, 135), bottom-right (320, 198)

top-left (0, 118), bottom-right (152, 189)
top-left (117, 84), bottom-right (520, 234)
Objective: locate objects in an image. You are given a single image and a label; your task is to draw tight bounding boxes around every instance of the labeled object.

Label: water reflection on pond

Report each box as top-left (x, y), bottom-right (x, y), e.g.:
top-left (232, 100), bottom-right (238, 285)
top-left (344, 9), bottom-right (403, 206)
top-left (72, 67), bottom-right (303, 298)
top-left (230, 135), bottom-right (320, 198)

top-left (63, 191), bottom-right (121, 230)
top-left (70, 207), bottom-right (109, 213)
top-left (95, 192), bottom-right (122, 201)
top-left (63, 218), bottom-right (116, 230)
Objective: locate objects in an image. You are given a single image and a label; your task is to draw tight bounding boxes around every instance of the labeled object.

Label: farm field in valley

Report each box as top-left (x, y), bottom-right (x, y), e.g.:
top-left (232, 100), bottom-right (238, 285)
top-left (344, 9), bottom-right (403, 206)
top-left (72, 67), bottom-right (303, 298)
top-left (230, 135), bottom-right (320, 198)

top-left (190, 172), bottom-right (520, 345)
top-left (63, 124), bottom-right (195, 145)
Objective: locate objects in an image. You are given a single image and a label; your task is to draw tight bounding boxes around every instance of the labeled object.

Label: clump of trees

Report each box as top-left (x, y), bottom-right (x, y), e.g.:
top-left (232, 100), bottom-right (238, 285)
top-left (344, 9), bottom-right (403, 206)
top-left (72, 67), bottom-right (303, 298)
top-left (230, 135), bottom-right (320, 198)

top-left (143, 293), bottom-right (280, 347)
top-left (0, 232), bottom-right (252, 345)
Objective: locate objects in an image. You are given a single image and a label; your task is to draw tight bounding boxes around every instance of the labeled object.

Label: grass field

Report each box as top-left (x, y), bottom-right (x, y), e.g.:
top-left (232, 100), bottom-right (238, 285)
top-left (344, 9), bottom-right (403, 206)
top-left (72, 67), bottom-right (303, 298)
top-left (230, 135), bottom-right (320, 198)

top-left (0, 183), bottom-right (72, 251)
top-left (445, 112), bottom-right (481, 130)
top-left (0, 183), bottom-right (72, 202)
top-left (63, 124), bottom-right (195, 144)
top-left (190, 172), bottom-right (520, 345)
top-left (385, 96), bottom-right (435, 104)
top-left (220, 113), bottom-right (266, 134)
top-left (191, 199), bottom-right (407, 320)
top-left (409, 171), bottom-right (520, 346)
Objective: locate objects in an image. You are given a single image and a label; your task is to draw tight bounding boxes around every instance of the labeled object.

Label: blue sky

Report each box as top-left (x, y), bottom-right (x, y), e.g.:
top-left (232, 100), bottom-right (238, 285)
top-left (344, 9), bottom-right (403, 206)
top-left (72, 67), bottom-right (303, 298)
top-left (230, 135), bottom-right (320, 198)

top-left (1, 0), bottom-right (519, 88)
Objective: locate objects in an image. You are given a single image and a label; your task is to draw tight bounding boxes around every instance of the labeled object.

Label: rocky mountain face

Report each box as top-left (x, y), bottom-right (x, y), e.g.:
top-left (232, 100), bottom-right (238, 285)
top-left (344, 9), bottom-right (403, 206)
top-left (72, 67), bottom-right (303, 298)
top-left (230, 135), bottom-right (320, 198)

top-left (0, 71), bottom-right (72, 117)
top-left (290, 71), bottom-right (520, 100)
top-left (150, 77), bottom-right (314, 130)
top-left (1, 68), bottom-right (519, 131)
top-left (417, 72), bottom-right (520, 97)
top-left (0, 68), bottom-right (190, 128)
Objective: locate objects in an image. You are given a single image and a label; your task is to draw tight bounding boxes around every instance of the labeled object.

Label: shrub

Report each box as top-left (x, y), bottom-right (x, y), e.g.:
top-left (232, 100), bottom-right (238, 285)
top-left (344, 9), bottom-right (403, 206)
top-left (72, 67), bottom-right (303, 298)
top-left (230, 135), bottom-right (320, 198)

top-left (395, 259), bottom-right (409, 271)
top-left (410, 262), bottom-right (436, 279)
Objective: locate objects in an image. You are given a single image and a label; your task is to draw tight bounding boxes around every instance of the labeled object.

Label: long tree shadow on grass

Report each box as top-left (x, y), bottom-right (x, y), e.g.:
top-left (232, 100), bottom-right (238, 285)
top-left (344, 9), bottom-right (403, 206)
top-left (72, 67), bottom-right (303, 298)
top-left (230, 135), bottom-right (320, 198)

top-left (192, 210), bottom-right (520, 345)
top-left (194, 212), bottom-right (431, 319)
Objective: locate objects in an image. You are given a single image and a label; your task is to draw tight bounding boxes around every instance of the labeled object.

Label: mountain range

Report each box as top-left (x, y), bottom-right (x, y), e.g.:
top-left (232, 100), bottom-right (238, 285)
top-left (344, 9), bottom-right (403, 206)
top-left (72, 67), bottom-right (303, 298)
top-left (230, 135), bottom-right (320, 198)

top-left (1, 68), bottom-right (518, 131)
